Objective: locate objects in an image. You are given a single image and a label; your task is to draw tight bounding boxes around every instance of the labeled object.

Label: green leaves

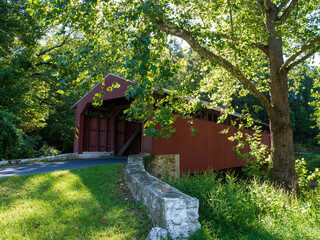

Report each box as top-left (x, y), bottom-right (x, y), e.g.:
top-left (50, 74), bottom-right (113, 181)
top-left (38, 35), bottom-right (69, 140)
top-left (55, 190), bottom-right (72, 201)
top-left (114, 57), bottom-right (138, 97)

top-left (41, 54), bottom-right (51, 62)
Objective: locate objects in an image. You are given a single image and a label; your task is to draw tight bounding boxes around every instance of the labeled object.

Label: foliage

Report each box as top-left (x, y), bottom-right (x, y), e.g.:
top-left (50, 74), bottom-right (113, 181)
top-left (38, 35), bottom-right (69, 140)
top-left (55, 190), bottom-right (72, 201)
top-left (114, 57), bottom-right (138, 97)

top-left (310, 66), bottom-right (320, 141)
top-left (37, 142), bottom-right (61, 157)
top-left (289, 68), bottom-right (320, 147)
top-left (296, 158), bottom-right (320, 191)
top-left (167, 171), bottom-right (320, 239)
top-left (1, 0), bottom-right (129, 156)
top-left (228, 117), bottom-right (271, 179)
top-left (0, 0), bottom-right (42, 57)
top-left (0, 164), bottom-right (152, 239)
top-left (301, 153), bottom-right (320, 171)
top-left (0, 110), bottom-right (37, 160)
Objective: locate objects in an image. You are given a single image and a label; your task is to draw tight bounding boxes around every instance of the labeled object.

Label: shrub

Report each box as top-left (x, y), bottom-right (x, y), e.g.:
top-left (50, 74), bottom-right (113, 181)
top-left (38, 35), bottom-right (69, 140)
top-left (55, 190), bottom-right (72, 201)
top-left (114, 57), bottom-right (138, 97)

top-left (0, 110), bottom-right (36, 160)
top-left (228, 125), bottom-right (271, 180)
top-left (167, 170), bottom-right (320, 239)
top-left (37, 142), bottom-right (61, 157)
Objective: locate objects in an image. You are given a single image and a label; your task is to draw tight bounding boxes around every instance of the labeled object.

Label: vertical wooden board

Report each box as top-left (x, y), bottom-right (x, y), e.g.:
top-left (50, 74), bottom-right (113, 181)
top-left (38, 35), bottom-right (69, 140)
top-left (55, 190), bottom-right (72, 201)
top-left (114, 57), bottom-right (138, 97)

top-left (107, 118), bottom-right (112, 152)
top-left (123, 121), bottom-right (132, 154)
top-left (124, 122), bottom-right (133, 142)
top-left (99, 118), bottom-right (107, 151)
top-left (89, 117), bottom-right (99, 131)
top-left (141, 135), bottom-right (152, 153)
top-left (132, 123), bottom-right (142, 154)
top-left (99, 117), bottom-right (107, 131)
top-left (206, 123), bottom-right (215, 171)
top-left (115, 120), bottom-right (125, 153)
top-left (123, 121), bottom-right (130, 155)
top-left (88, 117), bottom-right (99, 151)
top-left (83, 116), bottom-right (90, 152)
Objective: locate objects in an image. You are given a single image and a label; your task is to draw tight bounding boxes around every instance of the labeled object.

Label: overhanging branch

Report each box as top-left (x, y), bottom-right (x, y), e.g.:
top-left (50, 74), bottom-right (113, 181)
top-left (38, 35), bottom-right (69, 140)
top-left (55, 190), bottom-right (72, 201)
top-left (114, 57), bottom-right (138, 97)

top-left (287, 47), bottom-right (320, 71)
top-left (217, 34), bottom-right (268, 55)
top-left (277, 0), bottom-right (298, 25)
top-left (279, 36), bottom-right (320, 73)
top-left (155, 19), bottom-right (273, 115)
top-left (37, 31), bottom-right (73, 57)
top-left (278, 0), bottom-right (291, 10)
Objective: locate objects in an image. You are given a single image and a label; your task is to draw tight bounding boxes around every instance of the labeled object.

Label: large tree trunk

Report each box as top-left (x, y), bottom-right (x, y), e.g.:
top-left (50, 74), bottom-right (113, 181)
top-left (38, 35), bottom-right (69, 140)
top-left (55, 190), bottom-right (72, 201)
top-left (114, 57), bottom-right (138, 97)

top-left (268, 72), bottom-right (298, 191)
top-left (267, 7), bottom-right (298, 190)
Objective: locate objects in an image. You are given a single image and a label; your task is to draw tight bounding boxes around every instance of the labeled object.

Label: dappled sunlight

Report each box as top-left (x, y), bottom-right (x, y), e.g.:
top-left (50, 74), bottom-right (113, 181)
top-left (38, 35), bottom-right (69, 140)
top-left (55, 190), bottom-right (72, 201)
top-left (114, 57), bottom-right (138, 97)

top-left (0, 198), bottom-right (55, 226)
top-left (51, 170), bottom-right (98, 204)
top-left (0, 164), bottom-right (151, 239)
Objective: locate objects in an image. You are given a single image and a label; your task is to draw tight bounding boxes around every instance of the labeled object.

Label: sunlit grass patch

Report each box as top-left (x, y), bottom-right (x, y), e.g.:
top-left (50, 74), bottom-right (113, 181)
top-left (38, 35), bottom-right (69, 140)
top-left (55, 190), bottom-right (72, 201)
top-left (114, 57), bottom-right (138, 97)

top-left (0, 164), bottom-right (151, 240)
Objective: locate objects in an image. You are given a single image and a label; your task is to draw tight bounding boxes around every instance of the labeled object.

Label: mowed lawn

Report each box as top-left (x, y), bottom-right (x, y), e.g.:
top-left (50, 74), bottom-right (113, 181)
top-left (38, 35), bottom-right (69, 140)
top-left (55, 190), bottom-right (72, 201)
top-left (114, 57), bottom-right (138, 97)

top-left (0, 164), bottom-right (152, 239)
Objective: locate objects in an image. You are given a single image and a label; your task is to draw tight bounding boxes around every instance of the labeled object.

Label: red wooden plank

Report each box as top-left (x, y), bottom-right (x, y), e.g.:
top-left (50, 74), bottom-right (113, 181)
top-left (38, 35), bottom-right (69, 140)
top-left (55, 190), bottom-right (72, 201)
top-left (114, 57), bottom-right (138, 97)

top-left (149, 117), bottom-right (271, 175)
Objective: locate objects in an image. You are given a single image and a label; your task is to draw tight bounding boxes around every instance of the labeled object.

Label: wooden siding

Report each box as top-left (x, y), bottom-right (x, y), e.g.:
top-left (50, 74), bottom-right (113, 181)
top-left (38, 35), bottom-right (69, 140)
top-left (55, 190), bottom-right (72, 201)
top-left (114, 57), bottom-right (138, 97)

top-left (143, 117), bottom-right (271, 174)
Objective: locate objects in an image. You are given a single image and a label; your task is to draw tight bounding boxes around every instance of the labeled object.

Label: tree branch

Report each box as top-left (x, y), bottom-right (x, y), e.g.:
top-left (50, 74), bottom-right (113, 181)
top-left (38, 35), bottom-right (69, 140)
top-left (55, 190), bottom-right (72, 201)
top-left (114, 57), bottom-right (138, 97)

top-left (278, 0), bottom-right (291, 10)
top-left (277, 0), bottom-right (298, 25)
top-left (218, 33), bottom-right (268, 55)
top-left (227, 0), bottom-right (237, 62)
top-left (35, 62), bottom-right (57, 67)
top-left (279, 36), bottom-right (320, 73)
top-left (264, 0), bottom-right (270, 11)
top-left (255, 0), bottom-right (265, 10)
top-left (155, 19), bottom-right (273, 115)
top-left (287, 47), bottom-right (320, 71)
top-left (37, 40), bottom-right (68, 57)
top-left (37, 31), bottom-right (72, 57)
top-left (253, 43), bottom-right (269, 55)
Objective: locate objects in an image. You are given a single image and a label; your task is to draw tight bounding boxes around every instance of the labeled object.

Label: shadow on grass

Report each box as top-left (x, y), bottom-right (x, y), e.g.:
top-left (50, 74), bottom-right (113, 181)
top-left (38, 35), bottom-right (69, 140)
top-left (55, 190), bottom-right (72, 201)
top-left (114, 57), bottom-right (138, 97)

top-left (0, 163), bottom-right (152, 240)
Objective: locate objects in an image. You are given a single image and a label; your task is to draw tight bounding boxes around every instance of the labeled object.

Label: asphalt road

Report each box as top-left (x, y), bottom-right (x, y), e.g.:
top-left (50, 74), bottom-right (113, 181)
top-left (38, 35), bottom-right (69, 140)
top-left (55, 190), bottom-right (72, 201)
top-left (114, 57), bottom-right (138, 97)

top-left (0, 157), bottom-right (127, 179)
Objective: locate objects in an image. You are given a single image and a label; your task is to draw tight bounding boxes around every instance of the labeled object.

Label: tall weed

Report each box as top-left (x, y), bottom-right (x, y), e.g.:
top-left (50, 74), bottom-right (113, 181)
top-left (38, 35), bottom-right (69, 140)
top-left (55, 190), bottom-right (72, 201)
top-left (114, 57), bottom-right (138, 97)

top-left (168, 171), bottom-right (320, 240)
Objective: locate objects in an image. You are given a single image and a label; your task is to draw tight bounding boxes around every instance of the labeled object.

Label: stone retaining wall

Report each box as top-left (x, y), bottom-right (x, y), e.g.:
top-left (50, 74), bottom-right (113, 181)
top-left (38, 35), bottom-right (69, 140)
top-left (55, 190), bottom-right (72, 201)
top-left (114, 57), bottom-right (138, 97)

top-left (125, 155), bottom-right (201, 239)
top-left (144, 154), bottom-right (180, 180)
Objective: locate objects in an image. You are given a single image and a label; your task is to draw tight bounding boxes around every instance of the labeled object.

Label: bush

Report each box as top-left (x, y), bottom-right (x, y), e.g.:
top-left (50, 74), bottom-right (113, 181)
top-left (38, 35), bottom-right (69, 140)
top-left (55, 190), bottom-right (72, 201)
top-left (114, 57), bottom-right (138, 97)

top-left (167, 171), bottom-right (320, 239)
top-left (296, 158), bottom-right (320, 192)
top-left (37, 142), bottom-right (61, 157)
top-left (229, 125), bottom-right (271, 180)
top-left (0, 110), bottom-right (36, 160)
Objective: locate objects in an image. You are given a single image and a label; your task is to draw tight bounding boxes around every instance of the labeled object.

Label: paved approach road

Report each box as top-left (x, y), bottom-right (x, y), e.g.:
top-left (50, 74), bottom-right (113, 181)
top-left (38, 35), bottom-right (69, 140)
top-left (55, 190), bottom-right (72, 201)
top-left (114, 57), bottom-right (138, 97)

top-left (0, 157), bottom-right (127, 179)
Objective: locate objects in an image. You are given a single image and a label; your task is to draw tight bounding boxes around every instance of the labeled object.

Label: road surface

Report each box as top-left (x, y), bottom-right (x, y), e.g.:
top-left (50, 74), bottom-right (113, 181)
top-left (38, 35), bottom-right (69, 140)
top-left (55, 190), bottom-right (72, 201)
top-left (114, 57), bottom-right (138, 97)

top-left (0, 157), bottom-right (127, 179)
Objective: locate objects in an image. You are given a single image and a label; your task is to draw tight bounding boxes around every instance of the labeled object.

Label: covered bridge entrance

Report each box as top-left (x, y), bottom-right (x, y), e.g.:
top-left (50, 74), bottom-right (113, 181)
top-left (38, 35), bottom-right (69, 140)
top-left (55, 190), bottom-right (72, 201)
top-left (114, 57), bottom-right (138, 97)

top-left (71, 74), bottom-right (141, 156)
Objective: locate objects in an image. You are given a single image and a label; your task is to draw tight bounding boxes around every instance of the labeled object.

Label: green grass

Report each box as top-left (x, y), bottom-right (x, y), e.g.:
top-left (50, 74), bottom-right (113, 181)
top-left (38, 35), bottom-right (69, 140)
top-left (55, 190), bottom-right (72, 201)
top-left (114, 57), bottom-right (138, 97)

top-left (0, 164), bottom-right (152, 239)
top-left (167, 172), bottom-right (320, 240)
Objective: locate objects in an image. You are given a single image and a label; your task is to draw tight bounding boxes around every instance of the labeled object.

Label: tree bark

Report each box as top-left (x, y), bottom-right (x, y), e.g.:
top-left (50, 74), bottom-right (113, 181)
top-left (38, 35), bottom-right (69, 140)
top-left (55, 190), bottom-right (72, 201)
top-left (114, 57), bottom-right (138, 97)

top-left (266, 3), bottom-right (297, 191)
top-left (268, 72), bottom-right (298, 191)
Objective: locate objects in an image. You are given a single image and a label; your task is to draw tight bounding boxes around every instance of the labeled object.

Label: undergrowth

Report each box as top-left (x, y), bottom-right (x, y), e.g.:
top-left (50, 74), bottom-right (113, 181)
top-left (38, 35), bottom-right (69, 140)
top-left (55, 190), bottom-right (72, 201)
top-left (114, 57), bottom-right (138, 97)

top-left (167, 170), bottom-right (320, 240)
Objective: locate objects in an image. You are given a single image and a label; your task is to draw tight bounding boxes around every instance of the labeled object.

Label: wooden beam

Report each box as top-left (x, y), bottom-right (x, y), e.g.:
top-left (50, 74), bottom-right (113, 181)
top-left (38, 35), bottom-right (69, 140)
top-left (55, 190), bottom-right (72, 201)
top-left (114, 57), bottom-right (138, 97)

top-left (116, 126), bottom-right (142, 156)
top-left (110, 112), bottom-right (115, 156)
top-left (94, 104), bottom-right (130, 112)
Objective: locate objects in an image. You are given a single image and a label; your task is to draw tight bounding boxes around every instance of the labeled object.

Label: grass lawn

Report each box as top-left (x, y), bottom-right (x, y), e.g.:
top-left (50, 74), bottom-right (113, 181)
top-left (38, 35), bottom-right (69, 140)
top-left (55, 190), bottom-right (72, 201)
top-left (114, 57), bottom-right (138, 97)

top-left (0, 164), bottom-right (152, 240)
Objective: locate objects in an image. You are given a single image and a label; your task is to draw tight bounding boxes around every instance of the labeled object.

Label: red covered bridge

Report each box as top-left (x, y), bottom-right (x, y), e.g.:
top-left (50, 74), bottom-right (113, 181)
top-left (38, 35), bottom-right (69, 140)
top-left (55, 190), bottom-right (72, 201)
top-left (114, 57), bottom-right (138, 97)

top-left (71, 73), bottom-right (271, 174)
